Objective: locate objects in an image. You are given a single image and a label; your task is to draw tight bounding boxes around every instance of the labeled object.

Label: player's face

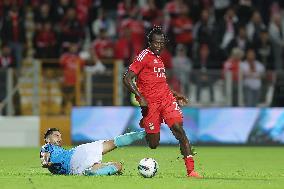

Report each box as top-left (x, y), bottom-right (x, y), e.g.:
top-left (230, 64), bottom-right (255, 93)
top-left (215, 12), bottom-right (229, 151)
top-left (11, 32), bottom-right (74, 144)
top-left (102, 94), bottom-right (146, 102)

top-left (247, 50), bottom-right (255, 62)
top-left (47, 131), bottom-right (62, 146)
top-left (149, 34), bottom-right (165, 55)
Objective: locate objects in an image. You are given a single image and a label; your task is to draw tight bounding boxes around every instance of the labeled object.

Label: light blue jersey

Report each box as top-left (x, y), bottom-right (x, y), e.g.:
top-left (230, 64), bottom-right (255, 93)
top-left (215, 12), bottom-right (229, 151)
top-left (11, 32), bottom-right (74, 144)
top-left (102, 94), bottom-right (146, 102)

top-left (40, 143), bottom-right (75, 175)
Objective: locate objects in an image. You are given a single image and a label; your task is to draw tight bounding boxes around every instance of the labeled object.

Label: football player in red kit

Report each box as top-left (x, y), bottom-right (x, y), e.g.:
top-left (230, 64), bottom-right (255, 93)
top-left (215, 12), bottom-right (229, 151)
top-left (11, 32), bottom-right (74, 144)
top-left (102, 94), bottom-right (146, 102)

top-left (123, 26), bottom-right (202, 178)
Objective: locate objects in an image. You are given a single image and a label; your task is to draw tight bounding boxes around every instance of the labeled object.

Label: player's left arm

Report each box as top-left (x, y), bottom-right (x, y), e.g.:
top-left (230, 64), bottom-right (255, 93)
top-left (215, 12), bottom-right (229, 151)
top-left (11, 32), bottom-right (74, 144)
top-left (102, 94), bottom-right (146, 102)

top-left (171, 89), bottom-right (189, 106)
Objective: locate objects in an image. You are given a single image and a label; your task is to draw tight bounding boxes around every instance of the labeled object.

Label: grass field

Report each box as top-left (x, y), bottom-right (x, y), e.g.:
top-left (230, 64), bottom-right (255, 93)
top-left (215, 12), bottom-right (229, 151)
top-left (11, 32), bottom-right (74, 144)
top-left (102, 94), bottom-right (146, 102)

top-left (0, 146), bottom-right (283, 189)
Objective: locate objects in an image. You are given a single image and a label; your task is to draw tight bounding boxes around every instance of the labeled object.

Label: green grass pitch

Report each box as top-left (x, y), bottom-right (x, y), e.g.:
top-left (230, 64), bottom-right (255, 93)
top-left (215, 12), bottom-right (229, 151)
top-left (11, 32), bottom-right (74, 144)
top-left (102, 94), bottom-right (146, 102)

top-left (0, 146), bottom-right (283, 189)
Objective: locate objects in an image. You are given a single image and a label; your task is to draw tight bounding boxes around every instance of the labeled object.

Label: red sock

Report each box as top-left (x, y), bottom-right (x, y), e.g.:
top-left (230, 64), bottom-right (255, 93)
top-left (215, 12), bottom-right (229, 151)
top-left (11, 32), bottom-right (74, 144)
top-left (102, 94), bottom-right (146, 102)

top-left (183, 156), bottom-right (194, 175)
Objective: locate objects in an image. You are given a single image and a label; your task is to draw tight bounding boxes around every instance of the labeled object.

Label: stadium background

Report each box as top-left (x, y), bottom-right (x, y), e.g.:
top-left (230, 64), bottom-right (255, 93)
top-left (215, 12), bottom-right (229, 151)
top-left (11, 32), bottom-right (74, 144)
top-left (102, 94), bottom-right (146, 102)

top-left (0, 0), bottom-right (284, 146)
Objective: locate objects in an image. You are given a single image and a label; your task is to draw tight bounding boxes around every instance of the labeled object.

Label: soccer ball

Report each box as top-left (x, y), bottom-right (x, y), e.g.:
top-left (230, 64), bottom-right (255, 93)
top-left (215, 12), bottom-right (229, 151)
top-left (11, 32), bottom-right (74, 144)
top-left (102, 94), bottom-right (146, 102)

top-left (138, 158), bottom-right (159, 178)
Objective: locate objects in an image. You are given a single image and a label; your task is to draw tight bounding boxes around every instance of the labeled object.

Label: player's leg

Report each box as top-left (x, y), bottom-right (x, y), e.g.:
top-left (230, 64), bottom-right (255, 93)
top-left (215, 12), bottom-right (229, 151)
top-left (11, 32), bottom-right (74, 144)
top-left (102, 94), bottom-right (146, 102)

top-left (113, 130), bottom-right (146, 147)
top-left (146, 133), bottom-right (160, 149)
top-left (102, 140), bottom-right (116, 154)
top-left (84, 162), bottom-right (122, 176)
top-left (139, 104), bottom-right (162, 149)
top-left (102, 130), bottom-right (146, 155)
top-left (70, 133), bottom-right (144, 176)
top-left (170, 122), bottom-right (202, 178)
top-left (170, 123), bottom-right (194, 156)
top-left (162, 99), bottom-right (202, 178)
top-left (161, 100), bottom-right (193, 155)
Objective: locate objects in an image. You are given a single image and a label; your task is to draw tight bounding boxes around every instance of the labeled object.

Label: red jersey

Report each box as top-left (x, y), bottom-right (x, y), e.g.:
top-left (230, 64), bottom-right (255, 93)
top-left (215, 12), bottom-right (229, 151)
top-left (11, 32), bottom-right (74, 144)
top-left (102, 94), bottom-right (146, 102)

top-left (91, 38), bottom-right (114, 59)
top-left (60, 53), bottom-right (84, 86)
top-left (115, 37), bottom-right (131, 60)
top-left (171, 16), bottom-right (193, 44)
top-left (223, 58), bottom-right (240, 82)
top-left (129, 48), bottom-right (173, 103)
top-left (120, 18), bottom-right (145, 55)
top-left (36, 31), bottom-right (56, 48)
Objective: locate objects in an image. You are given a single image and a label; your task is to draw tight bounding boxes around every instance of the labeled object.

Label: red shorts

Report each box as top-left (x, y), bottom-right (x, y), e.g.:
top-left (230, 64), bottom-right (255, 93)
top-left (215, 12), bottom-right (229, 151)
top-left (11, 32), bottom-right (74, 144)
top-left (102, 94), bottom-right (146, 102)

top-left (139, 97), bottom-right (183, 134)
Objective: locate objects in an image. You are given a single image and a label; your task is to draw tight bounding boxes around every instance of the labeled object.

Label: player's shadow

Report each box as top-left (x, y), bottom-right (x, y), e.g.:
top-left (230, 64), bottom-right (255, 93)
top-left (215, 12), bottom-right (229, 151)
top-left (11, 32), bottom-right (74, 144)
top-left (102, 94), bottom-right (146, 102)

top-left (162, 173), bottom-right (270, 181)
top-left (41, 173), bottom-right (54, 176)
top-left (38, 173), bottom-right (71, 177)
top-left (203, 177), bottom-right (270, 181)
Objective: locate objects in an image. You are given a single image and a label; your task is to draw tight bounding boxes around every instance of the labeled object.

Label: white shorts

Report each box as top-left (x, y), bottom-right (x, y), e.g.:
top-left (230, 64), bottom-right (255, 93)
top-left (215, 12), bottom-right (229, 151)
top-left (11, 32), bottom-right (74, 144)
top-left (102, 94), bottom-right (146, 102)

top-left (70, 140), bottom-right (105, 175)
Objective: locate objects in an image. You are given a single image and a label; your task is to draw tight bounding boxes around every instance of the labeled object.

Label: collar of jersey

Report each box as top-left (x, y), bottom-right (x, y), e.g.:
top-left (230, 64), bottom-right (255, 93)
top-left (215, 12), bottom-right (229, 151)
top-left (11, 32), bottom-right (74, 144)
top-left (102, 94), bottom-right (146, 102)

top-left (146, 48), bottom-right (160, 58)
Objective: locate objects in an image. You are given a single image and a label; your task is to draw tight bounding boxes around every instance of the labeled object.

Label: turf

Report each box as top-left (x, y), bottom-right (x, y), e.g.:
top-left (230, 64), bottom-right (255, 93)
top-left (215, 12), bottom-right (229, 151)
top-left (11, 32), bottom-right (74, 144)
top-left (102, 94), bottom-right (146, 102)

top-left (0, 146), bottom-right (283, 189)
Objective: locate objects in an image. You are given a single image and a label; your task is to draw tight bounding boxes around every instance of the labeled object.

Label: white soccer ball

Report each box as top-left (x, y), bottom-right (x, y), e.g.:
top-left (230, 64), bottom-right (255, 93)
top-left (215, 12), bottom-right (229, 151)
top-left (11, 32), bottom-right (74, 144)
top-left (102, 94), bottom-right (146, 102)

top-left (138, 158), bottom-right (159, 178)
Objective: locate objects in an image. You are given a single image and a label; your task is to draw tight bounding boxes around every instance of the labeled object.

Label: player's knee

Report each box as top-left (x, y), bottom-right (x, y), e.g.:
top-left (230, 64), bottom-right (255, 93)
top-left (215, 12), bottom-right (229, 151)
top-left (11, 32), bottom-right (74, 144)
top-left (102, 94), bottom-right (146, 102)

top-left (113, 162), bottom-right (123, 172)
top-left (146, 133), bottom-right (160, 149)
top-left (149, 144), bottom-right (158, 149)
top-left (148, 141), bottom-right (159, 149)
top-left (171, 124), bottom-right (186, 140)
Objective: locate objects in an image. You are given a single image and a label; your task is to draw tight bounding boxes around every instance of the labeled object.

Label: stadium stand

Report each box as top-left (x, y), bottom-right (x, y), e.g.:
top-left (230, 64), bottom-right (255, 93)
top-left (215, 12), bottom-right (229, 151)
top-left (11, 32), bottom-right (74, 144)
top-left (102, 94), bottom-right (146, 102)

top-left (0, 0), bottom-right (284, 115)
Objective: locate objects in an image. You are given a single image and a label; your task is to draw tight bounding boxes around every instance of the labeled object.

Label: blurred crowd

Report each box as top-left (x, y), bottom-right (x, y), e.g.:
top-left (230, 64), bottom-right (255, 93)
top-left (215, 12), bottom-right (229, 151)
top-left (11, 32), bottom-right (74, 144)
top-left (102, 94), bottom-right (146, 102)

top-left (1, 0), bottom-right (284, 107)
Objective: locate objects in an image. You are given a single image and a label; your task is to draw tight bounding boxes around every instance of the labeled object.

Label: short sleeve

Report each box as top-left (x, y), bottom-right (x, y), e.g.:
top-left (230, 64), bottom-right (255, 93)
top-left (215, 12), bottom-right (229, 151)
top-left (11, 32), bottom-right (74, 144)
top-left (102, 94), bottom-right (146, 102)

top-left (40, 144), bottom-right (52, 158)
top-left (129, 57), bottom-right (145, 75)
top-left (41, 144), bottom-right (53, 153)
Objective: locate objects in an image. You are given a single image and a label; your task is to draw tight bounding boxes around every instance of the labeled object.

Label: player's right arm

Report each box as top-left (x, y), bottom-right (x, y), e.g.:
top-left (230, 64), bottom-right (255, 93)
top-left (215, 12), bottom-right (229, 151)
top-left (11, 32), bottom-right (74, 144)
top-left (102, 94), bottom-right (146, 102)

top-left (40, 152), bottom-right (52, 168)
top-left (123, 50), bottom-right (149, 107)
top-left (123, 70), bottom-right (148, 107)
top-left (40, 144), bottom-right (53, 168)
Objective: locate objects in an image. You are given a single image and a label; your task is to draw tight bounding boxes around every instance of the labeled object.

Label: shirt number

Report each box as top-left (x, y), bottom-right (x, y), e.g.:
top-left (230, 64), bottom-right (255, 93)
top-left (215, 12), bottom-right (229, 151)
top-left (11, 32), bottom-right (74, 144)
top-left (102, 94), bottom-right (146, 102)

top-left (173, 102), bottom-right (180, 111)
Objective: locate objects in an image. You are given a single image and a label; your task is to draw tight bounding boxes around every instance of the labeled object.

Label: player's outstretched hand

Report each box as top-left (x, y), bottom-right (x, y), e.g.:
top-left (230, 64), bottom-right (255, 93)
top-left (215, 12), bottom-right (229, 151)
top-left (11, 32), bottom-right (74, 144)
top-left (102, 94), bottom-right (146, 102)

top-left (175, 94), bottom-right (189, 106)
top-left (42, 162), bottom-right (52, 168)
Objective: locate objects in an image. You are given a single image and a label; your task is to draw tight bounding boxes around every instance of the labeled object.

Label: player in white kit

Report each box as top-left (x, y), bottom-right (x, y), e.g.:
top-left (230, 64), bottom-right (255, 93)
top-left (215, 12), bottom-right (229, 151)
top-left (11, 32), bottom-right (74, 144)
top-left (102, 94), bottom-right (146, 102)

top-left (40, 128), bottom-right (146, 176)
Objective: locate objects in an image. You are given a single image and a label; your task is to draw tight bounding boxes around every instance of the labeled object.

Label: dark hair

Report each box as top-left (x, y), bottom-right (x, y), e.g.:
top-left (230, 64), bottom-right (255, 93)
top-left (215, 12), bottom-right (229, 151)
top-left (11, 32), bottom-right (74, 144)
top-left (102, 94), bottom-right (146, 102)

top-left (147, 26), bottom-right (168, 43)
top-left (44, 128), bottom-right (60, 140)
